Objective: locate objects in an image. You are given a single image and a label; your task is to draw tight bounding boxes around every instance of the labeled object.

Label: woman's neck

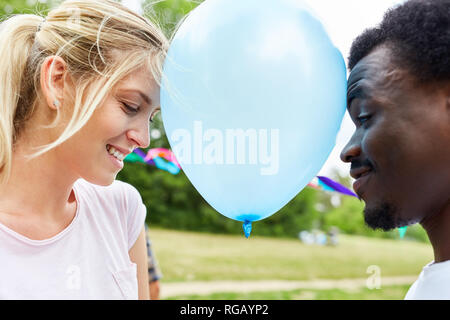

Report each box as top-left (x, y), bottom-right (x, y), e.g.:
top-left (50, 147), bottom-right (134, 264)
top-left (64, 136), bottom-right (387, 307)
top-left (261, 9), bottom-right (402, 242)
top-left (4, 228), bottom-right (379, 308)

top-left (0, 142), bottom-right (77, 225)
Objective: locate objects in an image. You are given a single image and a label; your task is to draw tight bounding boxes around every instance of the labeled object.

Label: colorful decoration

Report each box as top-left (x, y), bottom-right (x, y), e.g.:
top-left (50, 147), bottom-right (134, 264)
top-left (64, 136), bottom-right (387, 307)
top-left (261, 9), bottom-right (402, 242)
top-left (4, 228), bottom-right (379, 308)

top-left (398, 226), bottom-right (408, 239)
top-left (124, 148), bottom-right (181, 175)
top-left (143, 148), bottom-right (181, 168)
top-left (308, 176), bottom-right (357, 198)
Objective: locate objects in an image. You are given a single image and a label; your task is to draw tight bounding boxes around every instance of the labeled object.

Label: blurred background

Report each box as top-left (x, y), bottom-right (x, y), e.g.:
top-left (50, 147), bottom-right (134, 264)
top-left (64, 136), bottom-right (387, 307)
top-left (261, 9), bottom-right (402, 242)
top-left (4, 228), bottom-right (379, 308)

top-left (1, 0), bottom-right (432, 300)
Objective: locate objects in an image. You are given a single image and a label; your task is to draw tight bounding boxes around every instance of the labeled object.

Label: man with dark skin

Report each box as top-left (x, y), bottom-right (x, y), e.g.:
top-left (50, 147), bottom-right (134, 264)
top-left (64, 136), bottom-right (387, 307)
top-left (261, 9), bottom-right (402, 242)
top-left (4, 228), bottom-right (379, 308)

top-left (340, 0), bottom-right (449, 299)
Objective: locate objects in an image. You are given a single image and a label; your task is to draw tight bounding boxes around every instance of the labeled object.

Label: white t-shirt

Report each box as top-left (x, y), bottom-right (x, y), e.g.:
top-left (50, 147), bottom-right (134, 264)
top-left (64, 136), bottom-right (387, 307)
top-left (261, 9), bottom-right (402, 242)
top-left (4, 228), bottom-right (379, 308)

top-left (0, 178), bottom-right (146, 300)
top-left (405, 260), bottom-right (450, 300)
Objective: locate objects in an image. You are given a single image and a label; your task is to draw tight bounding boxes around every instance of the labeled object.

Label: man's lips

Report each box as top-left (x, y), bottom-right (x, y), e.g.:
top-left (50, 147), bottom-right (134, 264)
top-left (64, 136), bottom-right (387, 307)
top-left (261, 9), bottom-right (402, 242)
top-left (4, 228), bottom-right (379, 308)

top-left (350, 166), bottom-right (372, 180)
top-left (352, 169), bottom-right (372, 196)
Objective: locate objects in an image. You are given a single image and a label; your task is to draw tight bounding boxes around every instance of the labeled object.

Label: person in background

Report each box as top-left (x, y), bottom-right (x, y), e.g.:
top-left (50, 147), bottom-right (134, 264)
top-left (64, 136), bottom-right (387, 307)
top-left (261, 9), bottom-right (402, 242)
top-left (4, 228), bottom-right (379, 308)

top-left (340, 0), bottom-right (449, 299)
top-left (145, 224), bottom-right (163, 299)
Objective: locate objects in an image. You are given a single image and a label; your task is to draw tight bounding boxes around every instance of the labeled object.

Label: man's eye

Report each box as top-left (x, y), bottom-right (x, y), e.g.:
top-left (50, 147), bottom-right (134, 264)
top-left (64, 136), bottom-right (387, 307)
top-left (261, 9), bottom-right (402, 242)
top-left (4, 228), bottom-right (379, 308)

top-left (357, 114), bottom-right (372, 125)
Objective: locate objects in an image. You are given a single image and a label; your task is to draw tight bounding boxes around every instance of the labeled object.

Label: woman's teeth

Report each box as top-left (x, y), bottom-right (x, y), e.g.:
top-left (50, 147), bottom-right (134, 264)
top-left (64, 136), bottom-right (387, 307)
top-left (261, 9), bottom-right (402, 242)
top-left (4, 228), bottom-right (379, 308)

top-left (106, 144), bottom-right (126, 161)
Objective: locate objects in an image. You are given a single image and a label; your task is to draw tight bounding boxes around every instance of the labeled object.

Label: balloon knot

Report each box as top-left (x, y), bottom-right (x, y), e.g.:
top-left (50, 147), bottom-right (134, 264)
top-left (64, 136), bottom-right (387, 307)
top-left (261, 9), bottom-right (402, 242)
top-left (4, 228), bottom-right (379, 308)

top-left (243, 220), bottom-right (252, 238)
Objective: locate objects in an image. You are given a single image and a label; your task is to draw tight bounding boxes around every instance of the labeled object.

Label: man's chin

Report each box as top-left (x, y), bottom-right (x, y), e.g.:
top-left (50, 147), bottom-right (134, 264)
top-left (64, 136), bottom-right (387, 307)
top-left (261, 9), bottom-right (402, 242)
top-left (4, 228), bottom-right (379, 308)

top-left (363, 202), bottom-right (399, 231)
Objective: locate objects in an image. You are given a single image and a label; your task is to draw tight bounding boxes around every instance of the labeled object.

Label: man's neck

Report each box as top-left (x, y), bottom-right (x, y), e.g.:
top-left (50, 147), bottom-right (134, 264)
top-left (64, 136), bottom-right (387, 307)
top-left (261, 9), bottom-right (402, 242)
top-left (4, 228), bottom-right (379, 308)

top-left (421, 200), bottom-right (450, 263)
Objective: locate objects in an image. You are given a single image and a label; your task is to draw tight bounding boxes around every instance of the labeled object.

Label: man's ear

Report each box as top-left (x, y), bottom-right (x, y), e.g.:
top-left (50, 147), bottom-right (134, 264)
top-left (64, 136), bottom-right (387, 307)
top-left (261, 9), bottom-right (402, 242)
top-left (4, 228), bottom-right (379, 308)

top-left (40, 56), bottom-right (67, 110)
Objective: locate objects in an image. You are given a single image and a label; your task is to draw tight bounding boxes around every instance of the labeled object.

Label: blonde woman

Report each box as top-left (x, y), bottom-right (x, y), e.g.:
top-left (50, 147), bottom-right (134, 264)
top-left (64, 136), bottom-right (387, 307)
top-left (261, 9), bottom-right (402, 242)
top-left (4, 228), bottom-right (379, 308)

top-left (0, 0), bottom-right (168, 299)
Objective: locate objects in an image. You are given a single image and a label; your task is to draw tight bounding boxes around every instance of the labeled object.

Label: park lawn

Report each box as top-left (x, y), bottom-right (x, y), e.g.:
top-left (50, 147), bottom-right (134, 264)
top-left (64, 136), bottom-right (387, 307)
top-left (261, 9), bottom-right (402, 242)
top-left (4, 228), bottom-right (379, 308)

top-left (167, 284), bottom-right (412, 300)
top-left (148, 227), bottom-right (433, 283)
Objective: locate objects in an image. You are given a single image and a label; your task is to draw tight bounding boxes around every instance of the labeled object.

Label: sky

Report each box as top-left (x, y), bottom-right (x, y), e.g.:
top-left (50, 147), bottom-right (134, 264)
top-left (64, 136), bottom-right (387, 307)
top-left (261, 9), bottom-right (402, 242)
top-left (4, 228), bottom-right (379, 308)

top-left (122, 0), bottom-right (406, 179)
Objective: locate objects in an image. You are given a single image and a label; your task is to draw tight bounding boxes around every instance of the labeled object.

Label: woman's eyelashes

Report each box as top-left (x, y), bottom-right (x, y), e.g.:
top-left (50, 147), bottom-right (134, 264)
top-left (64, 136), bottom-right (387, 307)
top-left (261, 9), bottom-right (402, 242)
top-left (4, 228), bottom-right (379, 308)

top-left (122, 101), bottom-right (160, 124)
top-left (122, 102), bottom-right (139, 114)
top-left (150, 109), bottom-right (160, 123)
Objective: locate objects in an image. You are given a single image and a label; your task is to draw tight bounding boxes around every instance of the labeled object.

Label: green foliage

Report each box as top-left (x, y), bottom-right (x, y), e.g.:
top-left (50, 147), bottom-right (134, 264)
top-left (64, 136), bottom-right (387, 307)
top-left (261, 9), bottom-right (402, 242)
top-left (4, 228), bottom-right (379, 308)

top-left (254, 187), bottom-right (320, 238)
top-left (143, 0), bottom-right (202, 36)
top-left (320, 193), bottom-right (428, 242)
top-left (0, 0), bottom-right (51, 18)
top-left (322, 196), bottom-right (365, 233)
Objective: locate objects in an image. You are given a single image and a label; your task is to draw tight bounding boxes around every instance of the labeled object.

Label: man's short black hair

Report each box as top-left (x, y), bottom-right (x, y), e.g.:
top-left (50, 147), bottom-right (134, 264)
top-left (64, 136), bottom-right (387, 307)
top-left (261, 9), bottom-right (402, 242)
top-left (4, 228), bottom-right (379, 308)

top-left (348, 0), bottom-right (450, 82)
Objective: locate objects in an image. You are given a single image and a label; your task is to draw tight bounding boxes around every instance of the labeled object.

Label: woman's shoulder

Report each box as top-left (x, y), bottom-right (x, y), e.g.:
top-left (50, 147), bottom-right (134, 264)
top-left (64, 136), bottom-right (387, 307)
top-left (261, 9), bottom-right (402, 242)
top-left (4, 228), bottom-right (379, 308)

top-left (73, 179), bottom-right (145, 221)
top-left (75, 178), bottom-right (146, 248)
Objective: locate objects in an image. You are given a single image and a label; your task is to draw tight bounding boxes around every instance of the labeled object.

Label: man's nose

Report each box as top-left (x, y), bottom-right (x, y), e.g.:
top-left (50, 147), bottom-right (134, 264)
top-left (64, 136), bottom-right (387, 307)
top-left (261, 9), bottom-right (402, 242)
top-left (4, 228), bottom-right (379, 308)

top-left (340, 132), bottom-right (361, 163)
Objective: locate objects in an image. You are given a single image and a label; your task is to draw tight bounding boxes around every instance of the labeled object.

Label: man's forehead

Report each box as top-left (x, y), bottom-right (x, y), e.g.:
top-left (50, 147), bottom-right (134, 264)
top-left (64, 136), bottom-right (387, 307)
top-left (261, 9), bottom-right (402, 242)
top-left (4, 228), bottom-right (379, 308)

top-left (347, 46), bottom-right (410, 109)
top-left (347, 61), bottom-right (370, 106)
top-left (347, 58), bottom-right (378, 110)
top-left (348, 48), bottom-right (391, 92)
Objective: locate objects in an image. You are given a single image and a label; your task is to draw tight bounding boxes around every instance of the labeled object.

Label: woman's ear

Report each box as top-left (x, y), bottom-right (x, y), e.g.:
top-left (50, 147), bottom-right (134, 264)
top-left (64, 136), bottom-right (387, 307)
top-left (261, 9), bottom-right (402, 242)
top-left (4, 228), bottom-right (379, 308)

top-left (40, 56), bottom-right (67, 110)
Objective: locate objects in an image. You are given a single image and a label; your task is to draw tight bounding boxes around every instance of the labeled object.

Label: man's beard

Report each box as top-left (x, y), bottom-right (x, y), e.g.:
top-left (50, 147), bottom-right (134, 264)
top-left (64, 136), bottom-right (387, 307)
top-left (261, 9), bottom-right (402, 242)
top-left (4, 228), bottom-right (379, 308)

top-left (364, 202), bottom-right (400, 231)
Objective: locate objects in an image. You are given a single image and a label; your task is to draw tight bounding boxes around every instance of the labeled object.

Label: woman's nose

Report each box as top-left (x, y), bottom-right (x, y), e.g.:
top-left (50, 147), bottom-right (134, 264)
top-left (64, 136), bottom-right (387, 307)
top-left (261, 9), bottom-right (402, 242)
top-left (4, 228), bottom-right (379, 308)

top-left (127, 121), bottom-right (150, 149)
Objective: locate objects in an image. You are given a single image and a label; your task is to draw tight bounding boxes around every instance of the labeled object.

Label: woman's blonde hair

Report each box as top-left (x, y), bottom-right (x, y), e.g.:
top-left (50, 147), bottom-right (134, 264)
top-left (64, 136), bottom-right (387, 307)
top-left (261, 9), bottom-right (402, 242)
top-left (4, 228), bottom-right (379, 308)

top-left (0, 0), bottom-right (168, 185)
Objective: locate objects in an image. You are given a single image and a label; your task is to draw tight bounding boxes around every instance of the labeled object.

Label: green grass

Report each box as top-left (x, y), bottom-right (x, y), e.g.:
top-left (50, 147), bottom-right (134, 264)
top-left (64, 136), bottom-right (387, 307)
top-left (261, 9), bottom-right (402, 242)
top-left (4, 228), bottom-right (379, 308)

top-left (167, 284), bottom-right (411, 300)
top-left (149, 227), bottom-right (433, 282)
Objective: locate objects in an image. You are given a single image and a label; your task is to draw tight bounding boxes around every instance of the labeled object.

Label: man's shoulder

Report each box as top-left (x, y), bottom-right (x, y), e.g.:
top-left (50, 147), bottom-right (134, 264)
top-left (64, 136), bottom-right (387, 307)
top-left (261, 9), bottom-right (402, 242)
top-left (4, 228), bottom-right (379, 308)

top-left (405, 260), bottom-right (450, 300)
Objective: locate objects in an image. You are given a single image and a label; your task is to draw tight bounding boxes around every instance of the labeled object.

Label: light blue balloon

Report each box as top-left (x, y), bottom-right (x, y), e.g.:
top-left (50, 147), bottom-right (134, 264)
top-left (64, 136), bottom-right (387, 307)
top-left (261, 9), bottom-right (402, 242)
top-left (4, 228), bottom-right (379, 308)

top-left (161, 0), bottom-right (347, 237)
